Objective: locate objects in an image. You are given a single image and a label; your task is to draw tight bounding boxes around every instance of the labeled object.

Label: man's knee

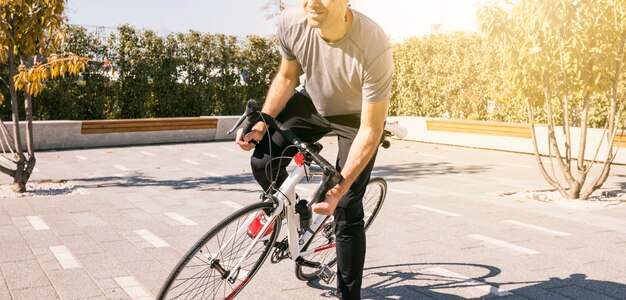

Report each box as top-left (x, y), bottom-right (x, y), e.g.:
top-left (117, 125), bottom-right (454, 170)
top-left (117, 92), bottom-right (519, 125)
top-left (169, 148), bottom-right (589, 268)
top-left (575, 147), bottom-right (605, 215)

top-left (250, 150), bottom-right (273, 190)
top-left (250, 153), bottom-right (267, 175)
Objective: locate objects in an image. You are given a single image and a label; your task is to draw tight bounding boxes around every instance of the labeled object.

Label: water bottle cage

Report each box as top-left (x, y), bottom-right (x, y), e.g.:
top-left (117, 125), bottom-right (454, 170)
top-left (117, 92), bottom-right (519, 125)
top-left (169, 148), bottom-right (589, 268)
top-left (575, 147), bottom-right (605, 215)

top-left (295, 199), bottom-right (312, 232)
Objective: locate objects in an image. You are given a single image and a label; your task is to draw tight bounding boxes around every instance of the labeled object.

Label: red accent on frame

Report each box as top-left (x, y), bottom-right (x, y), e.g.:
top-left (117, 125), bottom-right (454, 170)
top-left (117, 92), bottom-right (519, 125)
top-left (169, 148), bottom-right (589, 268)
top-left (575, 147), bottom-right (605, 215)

top-left (314, 243), bottom-right (336, 253)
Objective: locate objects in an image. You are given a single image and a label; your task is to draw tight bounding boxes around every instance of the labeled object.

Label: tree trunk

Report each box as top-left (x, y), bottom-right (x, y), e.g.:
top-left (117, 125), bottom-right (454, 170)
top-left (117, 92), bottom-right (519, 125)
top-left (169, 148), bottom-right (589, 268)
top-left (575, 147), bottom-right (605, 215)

top-left (580, 33), bottom-right (625, 200)
top-left (23, 91), bottom-right (36, 183)
top-left (526, 98), bottom-right (567, 195)
top-left (7, 46), bottom-right (27, 193)
top-left (542, 73), bottom-right (576, 198)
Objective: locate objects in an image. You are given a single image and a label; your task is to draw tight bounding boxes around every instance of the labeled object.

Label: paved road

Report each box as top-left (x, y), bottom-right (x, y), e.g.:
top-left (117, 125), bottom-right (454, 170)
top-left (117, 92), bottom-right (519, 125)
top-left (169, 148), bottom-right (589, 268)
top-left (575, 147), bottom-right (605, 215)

top-left (0, 137), bottom-right (625, 299)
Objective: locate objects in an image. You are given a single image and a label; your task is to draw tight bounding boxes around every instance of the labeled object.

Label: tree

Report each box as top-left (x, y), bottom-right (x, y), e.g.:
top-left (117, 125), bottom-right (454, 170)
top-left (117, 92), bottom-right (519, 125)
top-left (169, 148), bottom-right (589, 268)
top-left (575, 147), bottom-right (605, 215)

top-left (0, 0), bottom-right (88, 192)
top-left (479, 0), bottom-right (626, 199)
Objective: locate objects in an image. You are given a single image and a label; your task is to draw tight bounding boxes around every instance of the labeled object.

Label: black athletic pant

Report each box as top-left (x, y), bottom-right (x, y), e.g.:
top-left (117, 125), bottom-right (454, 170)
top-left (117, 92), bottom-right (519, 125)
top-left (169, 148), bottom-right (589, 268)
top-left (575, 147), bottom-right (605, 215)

top-left (250, 92), bottom-right (379, 300)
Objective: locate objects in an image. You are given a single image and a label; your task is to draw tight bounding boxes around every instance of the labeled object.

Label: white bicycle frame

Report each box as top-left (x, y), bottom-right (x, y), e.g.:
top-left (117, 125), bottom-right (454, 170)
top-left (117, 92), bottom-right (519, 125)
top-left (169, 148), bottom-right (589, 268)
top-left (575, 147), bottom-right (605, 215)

top-left (221, 162), bottom-right (332, 282)
top-left (219, 121), bottom-right (406, 282)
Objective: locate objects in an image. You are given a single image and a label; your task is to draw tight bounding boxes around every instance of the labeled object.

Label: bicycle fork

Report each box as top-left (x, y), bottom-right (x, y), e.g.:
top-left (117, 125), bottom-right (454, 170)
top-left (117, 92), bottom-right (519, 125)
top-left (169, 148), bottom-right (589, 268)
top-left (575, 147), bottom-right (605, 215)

top-left (207, 205), bottom-right (282, 284)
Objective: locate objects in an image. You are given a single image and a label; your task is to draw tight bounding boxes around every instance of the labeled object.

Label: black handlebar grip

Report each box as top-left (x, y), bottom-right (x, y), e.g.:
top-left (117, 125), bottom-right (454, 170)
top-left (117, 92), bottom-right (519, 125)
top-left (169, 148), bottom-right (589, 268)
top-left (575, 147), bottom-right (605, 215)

top-left (240, 119), bottom-right (256, 142)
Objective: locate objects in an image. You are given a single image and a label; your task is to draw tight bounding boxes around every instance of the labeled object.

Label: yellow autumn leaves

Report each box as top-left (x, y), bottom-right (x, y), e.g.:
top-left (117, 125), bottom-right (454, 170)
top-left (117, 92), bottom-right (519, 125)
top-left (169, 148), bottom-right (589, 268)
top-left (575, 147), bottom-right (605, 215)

top-left (12, 53), bottom-right (89, 97)
top-left (0, 0), bottom-right (58, 7)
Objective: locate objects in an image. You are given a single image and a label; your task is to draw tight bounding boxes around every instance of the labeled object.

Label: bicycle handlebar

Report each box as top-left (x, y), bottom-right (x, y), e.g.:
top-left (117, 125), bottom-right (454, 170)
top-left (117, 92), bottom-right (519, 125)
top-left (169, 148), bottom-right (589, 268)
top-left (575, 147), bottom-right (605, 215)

top-left (228, 99), bottom-right (344, 204)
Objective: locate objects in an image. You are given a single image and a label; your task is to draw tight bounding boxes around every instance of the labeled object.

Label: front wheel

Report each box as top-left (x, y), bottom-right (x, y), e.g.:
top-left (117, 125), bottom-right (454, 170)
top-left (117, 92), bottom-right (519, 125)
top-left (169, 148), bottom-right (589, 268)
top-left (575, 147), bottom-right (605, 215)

top-left (294, 177), bottom-right (387, 281)
top-left (158, 202), bottom-right (281, 300)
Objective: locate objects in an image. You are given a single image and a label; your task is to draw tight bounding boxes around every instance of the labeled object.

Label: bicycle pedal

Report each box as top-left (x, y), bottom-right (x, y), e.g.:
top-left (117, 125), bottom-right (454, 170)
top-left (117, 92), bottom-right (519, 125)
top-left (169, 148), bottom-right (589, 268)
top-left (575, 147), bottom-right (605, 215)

top-left (317, 265), bottom-right (336, 284)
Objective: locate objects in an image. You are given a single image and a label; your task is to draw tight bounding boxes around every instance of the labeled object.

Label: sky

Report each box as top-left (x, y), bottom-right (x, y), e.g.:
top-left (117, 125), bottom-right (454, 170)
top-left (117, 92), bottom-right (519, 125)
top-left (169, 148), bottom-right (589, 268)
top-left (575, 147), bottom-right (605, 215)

top-left (65, 0), bottom-right (481, 41)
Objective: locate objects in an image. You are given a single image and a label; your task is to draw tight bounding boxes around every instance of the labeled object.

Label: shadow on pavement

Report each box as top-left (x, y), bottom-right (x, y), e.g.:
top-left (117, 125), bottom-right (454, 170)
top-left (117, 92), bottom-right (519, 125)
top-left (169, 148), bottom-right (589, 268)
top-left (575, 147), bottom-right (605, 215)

top-left (70, 173), bottom-right (259, 192)
top-left (373, 162), bottom-right (491, 182)
top-left (612, 175), bottom-right (626, 191)
top-left (66, 161), bottom-right (491, 192)
top-left (308, 262), bottom-right (626, 299)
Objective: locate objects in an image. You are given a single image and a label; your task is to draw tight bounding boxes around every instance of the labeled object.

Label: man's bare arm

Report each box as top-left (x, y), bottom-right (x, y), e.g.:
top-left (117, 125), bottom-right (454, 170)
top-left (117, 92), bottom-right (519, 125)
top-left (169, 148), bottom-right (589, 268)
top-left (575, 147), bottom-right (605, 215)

top-left (312, 99), bottom-right (389, 215)
top-left (340, 99), bottom-right (389, 188)
top-left (261, 58), bottom-right (302, 118)
top-left (236, 58), bottom-right (302, 150)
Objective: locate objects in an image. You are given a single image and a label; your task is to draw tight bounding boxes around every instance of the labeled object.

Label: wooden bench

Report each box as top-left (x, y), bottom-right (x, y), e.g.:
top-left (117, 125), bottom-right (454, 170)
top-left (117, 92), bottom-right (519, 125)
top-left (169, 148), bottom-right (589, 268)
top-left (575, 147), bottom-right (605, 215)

top-left (81, 117), bottom-right (218, 134)
top-left (613, 130), bottom-right (626, 148)
top-left (426, 119), bottom-right (532, 138)
top-left (426, 119), bottom-right (626, 148)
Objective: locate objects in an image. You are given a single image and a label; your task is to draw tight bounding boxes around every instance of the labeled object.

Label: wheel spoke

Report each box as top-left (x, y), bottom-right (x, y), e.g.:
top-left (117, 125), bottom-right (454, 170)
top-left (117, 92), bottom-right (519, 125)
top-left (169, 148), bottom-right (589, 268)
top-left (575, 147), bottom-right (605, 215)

top-left (159, 203), bottom-right (279, 299)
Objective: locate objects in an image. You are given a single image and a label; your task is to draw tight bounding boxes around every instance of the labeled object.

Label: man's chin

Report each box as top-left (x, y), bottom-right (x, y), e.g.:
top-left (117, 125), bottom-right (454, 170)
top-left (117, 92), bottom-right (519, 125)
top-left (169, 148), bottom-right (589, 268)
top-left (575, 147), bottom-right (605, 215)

top-left (306, 19), bottom-right (322, 28)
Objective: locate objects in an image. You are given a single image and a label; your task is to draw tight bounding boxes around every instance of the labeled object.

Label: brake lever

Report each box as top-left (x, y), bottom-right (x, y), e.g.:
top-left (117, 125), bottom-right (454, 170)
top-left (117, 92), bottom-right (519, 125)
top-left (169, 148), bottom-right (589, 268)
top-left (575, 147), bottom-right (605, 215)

top-left (226, 99), bottom-right (259, 135)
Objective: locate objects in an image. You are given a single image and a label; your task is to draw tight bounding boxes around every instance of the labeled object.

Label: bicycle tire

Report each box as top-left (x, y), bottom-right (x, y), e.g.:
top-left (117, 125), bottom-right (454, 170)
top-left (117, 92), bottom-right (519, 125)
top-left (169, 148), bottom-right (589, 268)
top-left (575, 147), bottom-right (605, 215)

top-left (294, 177), bottom-right (387, 281)
top-left (158, 202), bottom-right (281, 300)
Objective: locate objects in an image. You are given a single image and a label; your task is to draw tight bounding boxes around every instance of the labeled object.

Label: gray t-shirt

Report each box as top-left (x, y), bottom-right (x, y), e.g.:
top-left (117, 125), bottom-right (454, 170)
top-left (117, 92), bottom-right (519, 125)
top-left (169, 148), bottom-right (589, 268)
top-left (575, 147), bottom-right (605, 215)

top-left (277, 6), bottom-right (393, 116)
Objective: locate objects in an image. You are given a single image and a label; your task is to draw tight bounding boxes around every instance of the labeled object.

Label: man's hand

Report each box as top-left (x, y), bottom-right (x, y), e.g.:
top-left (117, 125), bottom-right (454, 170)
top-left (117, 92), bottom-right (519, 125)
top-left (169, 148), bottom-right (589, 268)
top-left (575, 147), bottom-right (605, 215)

top-left (312, 183), bottom-right (349, 215)
top-left (235, 121), bottom-right (267, 151)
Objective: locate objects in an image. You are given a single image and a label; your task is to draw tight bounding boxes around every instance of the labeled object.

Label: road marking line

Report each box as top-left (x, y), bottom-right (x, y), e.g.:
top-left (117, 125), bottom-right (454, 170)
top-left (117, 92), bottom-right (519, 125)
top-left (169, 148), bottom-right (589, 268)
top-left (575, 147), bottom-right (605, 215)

top-left (398, 149), bottom-right (415, 153)
top-left (160, 146), bottom-right (175, 150)
top-left (139, 151), bottom-right (155, 157)
top-left (114, 276), bottom-right (152, 300)
top-left (389, 188), bottom-right (413, 195)
top-left (499, 162), bottom-right (531, 169)
top-left (49, 245), bottom-right (81, 269)
top-left (412, 204), bottom-right (462, 217)
top-left (503, 220), bottom-right (571, 236)
top-left (204, 172), bottom-right (221, 177)
top-left (26, 216), bottom-right (49, 230)
top-left (134, 230), bottom-right (169, 248)
top-left (220, 147), bottom-right (234, 152)
top-left (165, 212), bottom-right (197, 226)
top-left (113, 165), bottom-right (130, 171)
top-left (33, 167), bottom-right (41, 173)
top-left (468, 234), bottom-right (539, 255)
top-left (75, 155), bottom-right (89, 161)
top-left (424, 267), bottom-right (513, 297)
top-left (222, 201), bottom-right (244, 210)
top-left (182, 159), bottom-right (200, 166)
top-left (203, 153), bottom-right (218, 158)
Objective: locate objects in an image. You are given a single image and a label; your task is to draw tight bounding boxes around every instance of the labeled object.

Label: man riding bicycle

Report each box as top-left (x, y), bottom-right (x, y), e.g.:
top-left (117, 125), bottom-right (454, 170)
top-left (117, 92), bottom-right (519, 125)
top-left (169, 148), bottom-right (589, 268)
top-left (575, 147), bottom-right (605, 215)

top-left (235, 0), bottom-right (392, 298)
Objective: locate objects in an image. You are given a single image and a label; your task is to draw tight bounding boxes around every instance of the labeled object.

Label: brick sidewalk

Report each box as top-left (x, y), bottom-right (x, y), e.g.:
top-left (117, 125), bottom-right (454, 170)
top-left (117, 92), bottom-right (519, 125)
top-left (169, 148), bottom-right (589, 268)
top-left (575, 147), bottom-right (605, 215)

top-left (1, 139), bottom-right (625, 299)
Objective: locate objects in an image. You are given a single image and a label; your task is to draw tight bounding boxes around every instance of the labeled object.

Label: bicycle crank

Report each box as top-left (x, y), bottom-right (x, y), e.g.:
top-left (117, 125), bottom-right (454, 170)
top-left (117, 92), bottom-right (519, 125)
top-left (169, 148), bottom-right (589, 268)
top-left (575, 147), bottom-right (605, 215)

top-left (270, 238), bottom-right (290, 263)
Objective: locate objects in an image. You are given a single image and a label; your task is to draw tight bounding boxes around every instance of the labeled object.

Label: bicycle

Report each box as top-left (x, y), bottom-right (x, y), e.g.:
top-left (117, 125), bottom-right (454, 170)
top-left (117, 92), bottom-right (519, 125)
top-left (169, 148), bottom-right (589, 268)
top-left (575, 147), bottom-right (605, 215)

top-left (157, 99), bottom-right (404, 299)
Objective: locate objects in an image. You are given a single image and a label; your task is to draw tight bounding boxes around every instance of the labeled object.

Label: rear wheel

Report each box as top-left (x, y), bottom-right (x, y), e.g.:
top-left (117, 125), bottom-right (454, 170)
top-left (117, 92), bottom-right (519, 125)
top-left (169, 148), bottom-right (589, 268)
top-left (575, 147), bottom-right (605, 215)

top-left (158, 202), bottom-right (280, 300)
top-left (294, 177), bottom-right (387, 281)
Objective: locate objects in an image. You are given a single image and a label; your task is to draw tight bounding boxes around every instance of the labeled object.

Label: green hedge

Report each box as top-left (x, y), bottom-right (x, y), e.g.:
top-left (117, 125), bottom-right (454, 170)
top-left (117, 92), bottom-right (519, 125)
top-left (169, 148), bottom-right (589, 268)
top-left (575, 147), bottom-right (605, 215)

top-left (0, 27), bottom-right (610, 127)
top-left (0, 24), bottom-right (281, 120)
top-left (391, 32), bottom-right (526, 123)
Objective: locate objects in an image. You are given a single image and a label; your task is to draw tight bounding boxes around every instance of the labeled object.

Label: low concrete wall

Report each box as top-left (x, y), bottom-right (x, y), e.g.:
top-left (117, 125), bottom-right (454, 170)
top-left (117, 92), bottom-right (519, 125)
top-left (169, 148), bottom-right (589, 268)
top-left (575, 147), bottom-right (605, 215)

top-left (4, 116), bottom-right (240, 150)
top-left (5, 116), bottom-right (624, 164)
top-left (387, 116), bottom-right (626, 164)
